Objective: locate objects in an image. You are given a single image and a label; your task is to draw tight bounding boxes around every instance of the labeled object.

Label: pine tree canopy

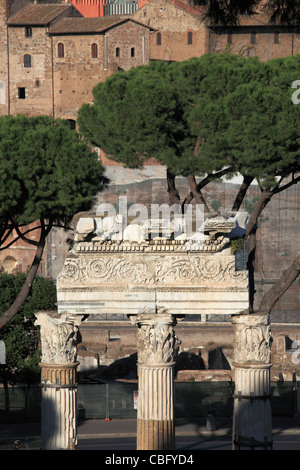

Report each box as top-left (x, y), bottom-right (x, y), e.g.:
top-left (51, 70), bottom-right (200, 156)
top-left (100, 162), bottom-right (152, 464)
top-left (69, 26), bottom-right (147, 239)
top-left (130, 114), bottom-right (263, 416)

top-left (0, 115), bottom-right (107, 226)
top-left (78, 53), bottom-right (300, 188)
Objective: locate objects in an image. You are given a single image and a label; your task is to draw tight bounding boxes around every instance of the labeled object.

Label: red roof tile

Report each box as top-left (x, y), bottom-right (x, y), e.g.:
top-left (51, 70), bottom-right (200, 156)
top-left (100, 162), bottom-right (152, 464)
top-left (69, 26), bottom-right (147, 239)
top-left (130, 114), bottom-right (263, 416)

top-left (48, 15), bottom-right (153, 33)
top-left (7, 4), bottom-right (77, 25)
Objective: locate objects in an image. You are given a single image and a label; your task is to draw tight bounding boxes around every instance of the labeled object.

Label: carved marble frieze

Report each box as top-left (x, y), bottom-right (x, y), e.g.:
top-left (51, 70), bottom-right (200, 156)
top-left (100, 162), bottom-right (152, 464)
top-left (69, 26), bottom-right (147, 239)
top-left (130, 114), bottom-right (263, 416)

top-left (56, 215), bottom-right (249, 316)
top-left (57, 254), bottom-right (247, 287)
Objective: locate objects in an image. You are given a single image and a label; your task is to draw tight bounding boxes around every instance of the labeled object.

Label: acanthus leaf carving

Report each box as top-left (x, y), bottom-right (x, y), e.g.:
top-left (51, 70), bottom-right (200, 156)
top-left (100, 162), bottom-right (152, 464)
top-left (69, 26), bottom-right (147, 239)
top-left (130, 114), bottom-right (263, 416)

top-left (35, 311), bottom-right (82, 364)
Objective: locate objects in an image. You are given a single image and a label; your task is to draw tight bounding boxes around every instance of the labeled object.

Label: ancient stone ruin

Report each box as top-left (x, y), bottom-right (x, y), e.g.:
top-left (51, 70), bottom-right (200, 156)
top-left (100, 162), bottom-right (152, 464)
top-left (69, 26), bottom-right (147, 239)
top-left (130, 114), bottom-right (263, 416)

top-left (35, 213), bottom-right (272, 450)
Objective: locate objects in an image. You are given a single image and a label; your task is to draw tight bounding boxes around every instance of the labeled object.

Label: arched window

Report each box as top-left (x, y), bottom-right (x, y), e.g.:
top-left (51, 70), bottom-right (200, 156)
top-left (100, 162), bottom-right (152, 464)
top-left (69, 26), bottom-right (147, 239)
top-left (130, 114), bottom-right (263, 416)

top-left (187, 31), bottom-right (193, 45)
top-left (24, 54), bottom-right (31, 67)
top-left (251, 31), bottom-right (256, 45)
top-left (58, 42), bottom-right (64, 58)
top-left (91, 43), bottom-right (98, 58)
top-left (156, 32), bottom-right (162, 46)
top-left (116, 47), bottom-right (120, 57)
top-left (67, 119), bottom-right (76, 130)
top-left (131, 47), bottom-right (135, 57)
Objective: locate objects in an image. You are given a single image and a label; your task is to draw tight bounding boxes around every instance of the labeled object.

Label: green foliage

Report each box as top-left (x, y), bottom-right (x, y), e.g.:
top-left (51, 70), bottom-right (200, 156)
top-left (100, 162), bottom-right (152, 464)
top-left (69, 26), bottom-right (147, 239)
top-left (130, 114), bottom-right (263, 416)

top-left (0, 274), bottom-right (57, 384)
top-left (211, 200), bottom-right (221, 212)
top-left (79, 53), bottom-right (300, 190)
top-left (0, 115), bottom-right (107, 225)
top-left (78, 62), bottom-right (189, 173)
top-left (185, 54), bottom-right (300, 187)
top-left (230, 238), bottom-right (245, 254)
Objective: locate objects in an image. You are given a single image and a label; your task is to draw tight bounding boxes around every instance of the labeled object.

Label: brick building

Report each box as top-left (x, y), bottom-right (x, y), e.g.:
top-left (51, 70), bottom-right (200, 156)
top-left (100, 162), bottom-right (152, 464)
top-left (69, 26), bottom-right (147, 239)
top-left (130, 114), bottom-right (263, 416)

top-left (133, 0), bottom-right (208, 61)
top-left (0, 0), bottom-right (152, 275)
top-left (2, 2), bottom-right (152, 120)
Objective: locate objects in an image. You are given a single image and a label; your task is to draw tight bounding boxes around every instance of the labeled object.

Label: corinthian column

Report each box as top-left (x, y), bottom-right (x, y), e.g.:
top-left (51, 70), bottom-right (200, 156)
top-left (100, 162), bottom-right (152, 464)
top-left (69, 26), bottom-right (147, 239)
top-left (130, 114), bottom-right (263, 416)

top-left (131, 310), bottom-right (177, 450)
top-left (232, 313), bottom-right (273, 450)
top-left (35, 311), bottom-right (82, 450)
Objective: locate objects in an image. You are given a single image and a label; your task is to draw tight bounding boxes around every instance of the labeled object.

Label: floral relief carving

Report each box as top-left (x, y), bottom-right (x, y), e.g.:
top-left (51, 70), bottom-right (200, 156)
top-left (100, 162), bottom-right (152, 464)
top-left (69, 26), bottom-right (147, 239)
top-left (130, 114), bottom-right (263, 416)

top-left (35, 312), bottom-right (82, 364)
top-left (135, 312), bottom-right (176, 365)
top-left (232, 314), bottom-right (272, 364)
top-left (58, 256), bottom-right (155, 285)
top-left (156, 256), bottom-right (247, 285)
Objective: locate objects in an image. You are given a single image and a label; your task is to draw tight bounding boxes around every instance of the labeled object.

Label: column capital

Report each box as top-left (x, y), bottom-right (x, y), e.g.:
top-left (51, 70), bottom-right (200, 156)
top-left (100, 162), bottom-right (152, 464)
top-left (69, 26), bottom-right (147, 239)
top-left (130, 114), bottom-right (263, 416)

top-left (35, 311), bottom-right (83, 365)
top-left (232, 313), bottom-right (272, 366)
top-left (130, 308), bottom-right (176, 365)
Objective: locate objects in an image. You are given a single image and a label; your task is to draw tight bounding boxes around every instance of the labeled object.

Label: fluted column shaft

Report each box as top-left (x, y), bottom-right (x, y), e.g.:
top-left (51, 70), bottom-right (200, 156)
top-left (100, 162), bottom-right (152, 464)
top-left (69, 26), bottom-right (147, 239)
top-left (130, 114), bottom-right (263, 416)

top-left (35, 311), bottom-right (82, 450)
top-left (232, 313), bottom-right (273, 450)
top-left (132, 311), bottom-right (176, 450)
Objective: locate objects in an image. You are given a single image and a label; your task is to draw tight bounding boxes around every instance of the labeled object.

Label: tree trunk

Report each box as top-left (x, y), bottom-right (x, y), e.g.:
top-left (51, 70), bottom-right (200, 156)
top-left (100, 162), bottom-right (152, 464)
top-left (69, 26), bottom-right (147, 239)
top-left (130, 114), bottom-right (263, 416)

top-left (187, 174), bottom-right (210, 212)
top-left (232, 175), bottom-right (254, 212)
top-left (244, 189), bottom-right (273, 312)
top-left (245, 189), bottom-right (273, 239)
top-left (167, 169), bottom-right (180, 206)
top-left (0, 218), bottom-right (52, 330)
top-left (256, 254), bottom-right (300, 316)
top-left (247, 230), bottom-right (257, 312)
top-left (0, 242), bottom-right (45, 329)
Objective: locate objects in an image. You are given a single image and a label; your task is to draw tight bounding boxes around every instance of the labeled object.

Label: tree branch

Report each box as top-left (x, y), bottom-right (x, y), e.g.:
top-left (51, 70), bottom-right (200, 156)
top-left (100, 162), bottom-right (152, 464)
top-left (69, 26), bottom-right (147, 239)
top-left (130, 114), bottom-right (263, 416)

top-left (167, 168), bottom-right (180, 206)
top-left (256, 254), bottom-right (300, 316)
top-left (0, 218), bottom-right (53, 330)
top-left (232, 175), bottom-right (254, 212)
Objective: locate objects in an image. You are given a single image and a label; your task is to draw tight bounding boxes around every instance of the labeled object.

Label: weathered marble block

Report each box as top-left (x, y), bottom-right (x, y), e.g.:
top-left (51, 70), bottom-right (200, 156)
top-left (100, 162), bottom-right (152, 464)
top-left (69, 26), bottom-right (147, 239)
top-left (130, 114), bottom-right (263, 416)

top-left (57, 216), bottom-right (249, 317)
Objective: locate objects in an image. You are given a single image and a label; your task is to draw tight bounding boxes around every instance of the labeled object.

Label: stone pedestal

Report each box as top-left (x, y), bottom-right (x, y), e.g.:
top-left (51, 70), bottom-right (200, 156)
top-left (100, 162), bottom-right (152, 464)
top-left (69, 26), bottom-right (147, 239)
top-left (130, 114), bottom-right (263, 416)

top-left (35, 311), bottom-right (82, 450)
top-left (232, 313), bottom-right (273, 450)
top-left (132, 310), bottom-right (176, 450)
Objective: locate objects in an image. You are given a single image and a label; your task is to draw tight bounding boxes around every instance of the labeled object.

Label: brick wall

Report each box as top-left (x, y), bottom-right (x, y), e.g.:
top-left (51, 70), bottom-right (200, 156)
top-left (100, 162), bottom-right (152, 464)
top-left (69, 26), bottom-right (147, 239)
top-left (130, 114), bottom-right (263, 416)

top-left (0, 220), bottom-right (51, 276)
top-left (209, 26), bottom-right (299, 61)
top-left (51, 20), bottom-right (150, 119)
top-left (0, 0), bottom-right (9, 115)
top-left (134, 0), bottom-right (208, 62)
top-left (7, 25), bottom-right (53, 117)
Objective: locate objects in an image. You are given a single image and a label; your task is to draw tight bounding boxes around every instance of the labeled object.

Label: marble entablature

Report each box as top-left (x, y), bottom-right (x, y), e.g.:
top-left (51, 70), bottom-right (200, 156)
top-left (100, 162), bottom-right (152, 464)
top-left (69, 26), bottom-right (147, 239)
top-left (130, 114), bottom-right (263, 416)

top-left (56, 214), bottom-right (249, 317)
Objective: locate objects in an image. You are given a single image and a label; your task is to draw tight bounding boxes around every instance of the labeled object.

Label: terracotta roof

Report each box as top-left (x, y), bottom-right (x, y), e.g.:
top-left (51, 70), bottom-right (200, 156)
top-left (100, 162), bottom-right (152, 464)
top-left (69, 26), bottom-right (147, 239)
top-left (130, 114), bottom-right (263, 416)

top-left (7, 4), bottom-right (76, 25)
top-left (48, 15), bottom-right (153, 34)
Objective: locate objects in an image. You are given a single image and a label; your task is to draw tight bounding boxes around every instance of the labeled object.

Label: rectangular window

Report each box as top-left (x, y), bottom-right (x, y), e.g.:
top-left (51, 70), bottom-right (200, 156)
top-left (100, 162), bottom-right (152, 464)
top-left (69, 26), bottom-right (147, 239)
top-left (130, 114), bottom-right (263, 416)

top-left (91, 43), bottom-right (98, 58)
top-left (187, 31), bottom-right (193, 45)
top-left (251, 32), bottom-right (256, 45)
top-left (25, 26), bottom-right (32, 38)
top-left (58, 43), bottom-right (64, 58)
top-left (18, 87), bottom-right (26, 99)
top-left (24, 54), bottom-right (31, 68)
top-left (274, 31), bottom-right (280, 44)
